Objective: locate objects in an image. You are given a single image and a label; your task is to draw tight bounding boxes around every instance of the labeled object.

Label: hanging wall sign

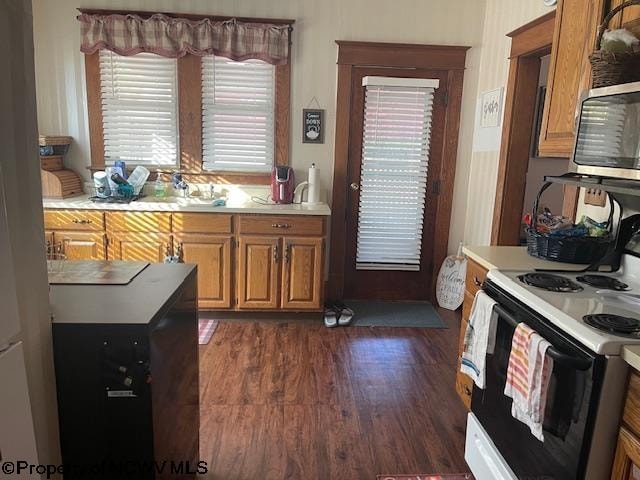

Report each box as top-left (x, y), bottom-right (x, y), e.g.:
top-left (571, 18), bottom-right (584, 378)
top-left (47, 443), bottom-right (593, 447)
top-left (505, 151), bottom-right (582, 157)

top-left (303, 109), bottom-right (324, 144)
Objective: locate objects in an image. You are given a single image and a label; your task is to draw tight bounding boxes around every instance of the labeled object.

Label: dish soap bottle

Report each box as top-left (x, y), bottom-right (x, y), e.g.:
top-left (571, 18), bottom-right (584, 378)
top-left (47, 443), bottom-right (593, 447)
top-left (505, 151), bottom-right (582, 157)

top-left (154, 171), bottom-right (166, 198)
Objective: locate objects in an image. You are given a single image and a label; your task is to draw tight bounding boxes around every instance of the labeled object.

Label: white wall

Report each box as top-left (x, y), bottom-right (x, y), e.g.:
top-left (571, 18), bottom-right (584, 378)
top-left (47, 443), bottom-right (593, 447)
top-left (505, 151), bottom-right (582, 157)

top-left (0, 0), bottom-right (61, 466)
top-left (464, 0), bottom-right (555, 246)
top-left (32, 0), bottom-right (486, 254)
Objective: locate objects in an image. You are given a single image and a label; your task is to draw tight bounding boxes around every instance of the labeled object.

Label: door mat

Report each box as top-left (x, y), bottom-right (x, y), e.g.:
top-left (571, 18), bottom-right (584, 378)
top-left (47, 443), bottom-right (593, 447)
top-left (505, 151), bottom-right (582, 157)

top-left (198, 319), bottom-right (218, 345)
top-left (345, 300), bottom-right (447, 328)
top-left (377, 475), bottom-right (474, 480)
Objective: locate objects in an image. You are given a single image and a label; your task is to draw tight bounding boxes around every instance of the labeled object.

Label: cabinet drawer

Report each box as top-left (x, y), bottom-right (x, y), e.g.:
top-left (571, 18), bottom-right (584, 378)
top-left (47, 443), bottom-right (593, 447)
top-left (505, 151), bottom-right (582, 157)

top-left (237, 215), bottom-right (324, 236)
top-left (106, 212), bottom-right (171, 232)
top-left (172, 213), bottom-right (232, 234)
top-left (623, 372), bottom-right (640, 437)
top-left (43, 210), bottom-right (104, 231)
top-left (465, 259), bottom-right (488, 297)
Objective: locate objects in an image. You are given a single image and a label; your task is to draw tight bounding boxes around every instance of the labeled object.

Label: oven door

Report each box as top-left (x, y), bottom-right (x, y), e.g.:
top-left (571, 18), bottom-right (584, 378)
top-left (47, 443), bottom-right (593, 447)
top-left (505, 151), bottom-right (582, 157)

top-left (472, 282), bottom-right (601, 480)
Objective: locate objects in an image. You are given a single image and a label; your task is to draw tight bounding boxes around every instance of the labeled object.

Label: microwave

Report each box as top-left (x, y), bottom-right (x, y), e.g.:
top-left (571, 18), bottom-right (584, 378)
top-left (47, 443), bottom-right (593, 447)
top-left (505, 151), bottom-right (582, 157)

top-left (574, 81), bottom-right (640, 180)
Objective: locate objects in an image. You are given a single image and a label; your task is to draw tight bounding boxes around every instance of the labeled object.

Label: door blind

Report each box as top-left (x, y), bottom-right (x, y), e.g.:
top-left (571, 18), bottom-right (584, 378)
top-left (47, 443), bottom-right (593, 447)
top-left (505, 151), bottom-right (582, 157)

top-left (202, 56), bottom-right (275, 172)
top-left (99, 51), bottom-right (178, 166)
top-left (356, 77), bottom-right (439, 271)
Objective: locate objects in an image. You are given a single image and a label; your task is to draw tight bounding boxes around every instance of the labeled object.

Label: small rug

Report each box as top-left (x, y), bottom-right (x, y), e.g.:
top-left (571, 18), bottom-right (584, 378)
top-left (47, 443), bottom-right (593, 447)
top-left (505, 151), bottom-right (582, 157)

top-left (198, 319), bottom-right (218, 345)
top-left (377, 475), bottom-right (474, 480)
top-left (345, 300), bottom-right (447, 328)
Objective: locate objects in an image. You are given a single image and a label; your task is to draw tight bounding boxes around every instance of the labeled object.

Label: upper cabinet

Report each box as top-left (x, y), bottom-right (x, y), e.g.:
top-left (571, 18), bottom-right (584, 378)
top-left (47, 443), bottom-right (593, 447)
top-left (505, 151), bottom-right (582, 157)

top-left (538, 0), bottom-right (607, 158)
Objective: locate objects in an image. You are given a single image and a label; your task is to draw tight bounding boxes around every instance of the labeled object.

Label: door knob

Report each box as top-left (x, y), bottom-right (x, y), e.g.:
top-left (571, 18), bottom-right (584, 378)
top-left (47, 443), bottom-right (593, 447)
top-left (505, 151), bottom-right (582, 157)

top-left (350, 183), bottom-right (360, 191)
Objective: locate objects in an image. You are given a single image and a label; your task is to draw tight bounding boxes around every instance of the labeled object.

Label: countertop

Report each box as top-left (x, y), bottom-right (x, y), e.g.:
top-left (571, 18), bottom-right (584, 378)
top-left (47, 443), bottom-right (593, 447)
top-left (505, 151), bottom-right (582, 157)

top-left (462, 245), bottom-right (588, 272)
top-left (624, 346), bottom-right (640, 372)
top-left (43, 194), bottom-right (331, 216)
top-left (49, 263), bottom-right (196, 325)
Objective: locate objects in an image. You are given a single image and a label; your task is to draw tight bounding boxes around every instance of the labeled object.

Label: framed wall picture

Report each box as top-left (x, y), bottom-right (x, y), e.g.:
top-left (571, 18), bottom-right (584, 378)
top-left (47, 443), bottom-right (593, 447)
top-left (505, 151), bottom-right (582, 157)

top-left (480, 87), bottom-right (504, 128)
top-left (303, 109), bottom-right (324, 144)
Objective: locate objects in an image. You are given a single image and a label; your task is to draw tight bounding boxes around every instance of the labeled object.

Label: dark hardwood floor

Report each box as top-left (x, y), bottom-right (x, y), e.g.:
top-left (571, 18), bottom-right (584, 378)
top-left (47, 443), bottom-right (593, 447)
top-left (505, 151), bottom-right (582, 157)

top-left (199, 308), bottom-right (469, 479)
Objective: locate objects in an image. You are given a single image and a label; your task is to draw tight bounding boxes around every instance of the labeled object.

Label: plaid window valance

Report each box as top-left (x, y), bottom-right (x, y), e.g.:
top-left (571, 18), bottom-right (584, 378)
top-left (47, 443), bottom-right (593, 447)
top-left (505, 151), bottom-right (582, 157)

top-left (77, 13), bottom-right (292, 65)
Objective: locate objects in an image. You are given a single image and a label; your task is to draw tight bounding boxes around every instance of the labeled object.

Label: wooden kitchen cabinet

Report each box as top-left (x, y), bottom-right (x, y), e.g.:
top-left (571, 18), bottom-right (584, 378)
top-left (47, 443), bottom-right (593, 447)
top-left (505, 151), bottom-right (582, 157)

top-left (455, 258), bottom-right (488, 410)
top-left (108, 232), bottom-right (171, 263)
top-left (45, 208), bottom-right (327, 311)
top-left (237, 236), bottom-right (280, 309)
top-left (175, 234), bottom-right (232, 309)
top-left (538, 0), bottom-right (606, 157)
top-left (281, 237), bottom-right (324, 310)
top-left (610, 0), bottom-right (640, 36)
top-left (611, 371), bottom-right (640, 478)
top-left (55, 231), bottom-right (106, 260)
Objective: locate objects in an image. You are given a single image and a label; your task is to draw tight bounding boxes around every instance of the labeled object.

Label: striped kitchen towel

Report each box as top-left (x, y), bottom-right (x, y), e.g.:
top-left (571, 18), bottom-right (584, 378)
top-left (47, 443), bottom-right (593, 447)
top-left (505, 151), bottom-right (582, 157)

top-left (504, 322), bottom-right (553, 441)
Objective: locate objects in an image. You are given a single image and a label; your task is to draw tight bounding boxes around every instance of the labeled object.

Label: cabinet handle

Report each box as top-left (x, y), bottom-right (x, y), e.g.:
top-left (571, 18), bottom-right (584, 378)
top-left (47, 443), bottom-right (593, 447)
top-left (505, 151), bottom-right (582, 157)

top-left (464, 385), bottom-right (472, 396)
top-left (284, 244), bottom-right (291, 263)
top-left (273, 245), bottom-right (280, 262)
top-left (473, 276), bottom-right (483, 287)
top-left (271, 223), bottom-right (291, 229)
top-left (72, 218), bottom-right (92, 224)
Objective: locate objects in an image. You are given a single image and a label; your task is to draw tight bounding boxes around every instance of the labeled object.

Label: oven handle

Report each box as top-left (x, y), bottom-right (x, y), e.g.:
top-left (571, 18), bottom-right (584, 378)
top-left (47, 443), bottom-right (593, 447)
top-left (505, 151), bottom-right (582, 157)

top-left (493, 304), bottom-right (592, 371)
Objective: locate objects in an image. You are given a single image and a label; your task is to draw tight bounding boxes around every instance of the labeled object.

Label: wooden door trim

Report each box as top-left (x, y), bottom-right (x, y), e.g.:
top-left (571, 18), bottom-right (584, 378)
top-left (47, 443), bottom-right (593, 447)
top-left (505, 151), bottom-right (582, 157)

top-left (491, 11), bottom-right (555, 246)
top-left (328, 41), bottom-right (469, 301)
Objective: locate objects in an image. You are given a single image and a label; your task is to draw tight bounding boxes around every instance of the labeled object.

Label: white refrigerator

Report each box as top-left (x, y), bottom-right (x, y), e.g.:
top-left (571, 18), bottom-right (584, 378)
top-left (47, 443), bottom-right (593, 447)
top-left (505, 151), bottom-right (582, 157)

top-left (0, 171), bottom-right (39, 474)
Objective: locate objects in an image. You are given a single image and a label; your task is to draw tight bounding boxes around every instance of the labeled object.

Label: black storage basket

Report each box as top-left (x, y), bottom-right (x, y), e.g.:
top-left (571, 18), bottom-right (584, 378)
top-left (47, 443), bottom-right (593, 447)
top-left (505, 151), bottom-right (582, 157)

top-left (526, 182), bottom-right (617, 264)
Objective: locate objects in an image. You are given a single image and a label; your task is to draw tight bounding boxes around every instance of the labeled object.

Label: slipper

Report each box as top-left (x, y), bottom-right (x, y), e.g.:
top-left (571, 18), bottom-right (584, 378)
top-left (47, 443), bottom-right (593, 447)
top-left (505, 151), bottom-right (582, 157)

top-left (336, 303), bottom-right (354, 326)
top-left (324, 306), bottom-right (338, 328)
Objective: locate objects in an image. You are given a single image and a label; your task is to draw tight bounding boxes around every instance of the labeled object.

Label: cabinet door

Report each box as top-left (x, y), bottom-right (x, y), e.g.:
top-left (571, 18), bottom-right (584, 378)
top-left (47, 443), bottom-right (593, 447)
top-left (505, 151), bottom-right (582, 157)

top-left (611, 427), bottom-right (640, 479)
top-left (281, 237), bottom-right (323, 310)
top-left (56, 231), bottom-right (106, 260)
top-left (455, 292), bottom-right (475, 410)
top-left (237, 236), bottom-right (280, 310)
top-left (609, 0), bottom-right (640, 36)
top-left (538, 0), bottom-right (606, 157)
top-left (175, 234), bottom-right (232, 309)
top-left (108, 232), bottom-right (171, 263)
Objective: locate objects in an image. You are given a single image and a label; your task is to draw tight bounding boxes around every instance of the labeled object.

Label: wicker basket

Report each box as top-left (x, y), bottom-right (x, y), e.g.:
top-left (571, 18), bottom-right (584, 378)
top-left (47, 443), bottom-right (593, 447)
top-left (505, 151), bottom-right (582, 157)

top-left (590, 0), bottom-right (640, 88)
top-left (39, 135), bottom-right (72, 156)
top-left (526, 182), bottom-right (617, 264)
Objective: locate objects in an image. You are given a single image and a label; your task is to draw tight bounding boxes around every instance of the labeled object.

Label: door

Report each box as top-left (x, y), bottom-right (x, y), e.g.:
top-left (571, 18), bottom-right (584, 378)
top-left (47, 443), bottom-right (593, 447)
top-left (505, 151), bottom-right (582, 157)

top-left (175, 234), bottom-right (232, 309)
top-left (108, 232), bottom-right (171, 263)
top-left (344, 68), bottom-right (449, 301)
top-left (538, 0), bottom-right (606, 158)
top-left (237, 236), bottom-right (279, 309)
top-left (281, 237), bottom-right (323, 310)
top-left (612, 427), bottom-right (640, 479)
top-left (56, 231), bottom-right (106, 260)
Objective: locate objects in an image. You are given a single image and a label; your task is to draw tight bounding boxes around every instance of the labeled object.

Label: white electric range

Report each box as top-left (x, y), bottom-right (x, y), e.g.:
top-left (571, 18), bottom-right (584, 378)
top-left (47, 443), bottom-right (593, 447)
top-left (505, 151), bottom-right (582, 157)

top-left (465, 252), bottom-right (640, 480)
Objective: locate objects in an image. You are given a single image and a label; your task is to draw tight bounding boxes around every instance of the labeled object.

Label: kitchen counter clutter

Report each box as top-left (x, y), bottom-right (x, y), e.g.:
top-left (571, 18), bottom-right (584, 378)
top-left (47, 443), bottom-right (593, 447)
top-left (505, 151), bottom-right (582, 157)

top-left (43, 193), bottom-right (331, 216)
top-left (44, 187), bottom-right (329, 312)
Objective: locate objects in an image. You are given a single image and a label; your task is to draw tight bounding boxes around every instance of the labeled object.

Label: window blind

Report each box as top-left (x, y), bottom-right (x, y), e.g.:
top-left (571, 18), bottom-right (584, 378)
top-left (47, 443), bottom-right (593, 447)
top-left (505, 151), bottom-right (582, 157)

top-left (99, 51), bottom-right (178, 166)
top-left (356, 77), bottom-right (439, 271)
top-left (202, 56), bottom-right (275, 172)
top-left (574, 98), bottom-right (627, 164)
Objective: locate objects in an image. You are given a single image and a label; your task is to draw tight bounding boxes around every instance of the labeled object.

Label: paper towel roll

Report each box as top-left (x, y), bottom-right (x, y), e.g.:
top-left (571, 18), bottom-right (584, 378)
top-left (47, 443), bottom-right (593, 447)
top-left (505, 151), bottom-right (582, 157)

top-left (306, 163), bottom-right (320, 204)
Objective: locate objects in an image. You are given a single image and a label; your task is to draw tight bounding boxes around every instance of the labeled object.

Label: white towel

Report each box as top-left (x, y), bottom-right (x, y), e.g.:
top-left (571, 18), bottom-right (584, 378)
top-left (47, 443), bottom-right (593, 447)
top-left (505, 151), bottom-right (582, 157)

top-left (504, 323), bottom-right (553, 442)
top-left (460, 290), bottom-right (498, 389)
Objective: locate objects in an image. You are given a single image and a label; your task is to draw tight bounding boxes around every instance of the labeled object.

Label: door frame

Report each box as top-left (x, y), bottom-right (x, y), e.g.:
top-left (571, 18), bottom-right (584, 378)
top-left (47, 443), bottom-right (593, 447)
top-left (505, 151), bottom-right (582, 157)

top-left (328, 41), bottom-right (469, 302)
top-left (491, 12), bottom-right (561, 245)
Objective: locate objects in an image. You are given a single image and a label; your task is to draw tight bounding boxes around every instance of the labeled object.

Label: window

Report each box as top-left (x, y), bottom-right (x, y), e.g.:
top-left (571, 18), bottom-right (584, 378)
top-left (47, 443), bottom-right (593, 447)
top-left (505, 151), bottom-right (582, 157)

top-left (356, 76), bottom-right (439, 271)
top-left (99, 51), bottom-right (179, 166)
top-left (201, 56), bottom-right (275, 172)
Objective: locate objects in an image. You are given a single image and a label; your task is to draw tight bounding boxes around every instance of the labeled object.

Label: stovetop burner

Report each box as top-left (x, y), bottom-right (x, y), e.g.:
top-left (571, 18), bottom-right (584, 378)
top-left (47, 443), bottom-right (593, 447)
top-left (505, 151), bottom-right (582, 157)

top-left (576, 275), bottom-right (631, 291)
top-left (518, 273), bottom-right (584, 292)
top-left (584, 314), bottom-right (640, 336)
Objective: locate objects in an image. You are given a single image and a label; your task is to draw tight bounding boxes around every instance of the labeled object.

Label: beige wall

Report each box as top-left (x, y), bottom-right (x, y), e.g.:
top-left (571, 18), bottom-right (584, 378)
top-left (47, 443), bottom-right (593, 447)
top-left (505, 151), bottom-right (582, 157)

top-left (32, 0), bottom-right (486, 254)
top-left (464, 0), bottom-right (555, 246)
top-left (1, 0), bottom-right (61, 466)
